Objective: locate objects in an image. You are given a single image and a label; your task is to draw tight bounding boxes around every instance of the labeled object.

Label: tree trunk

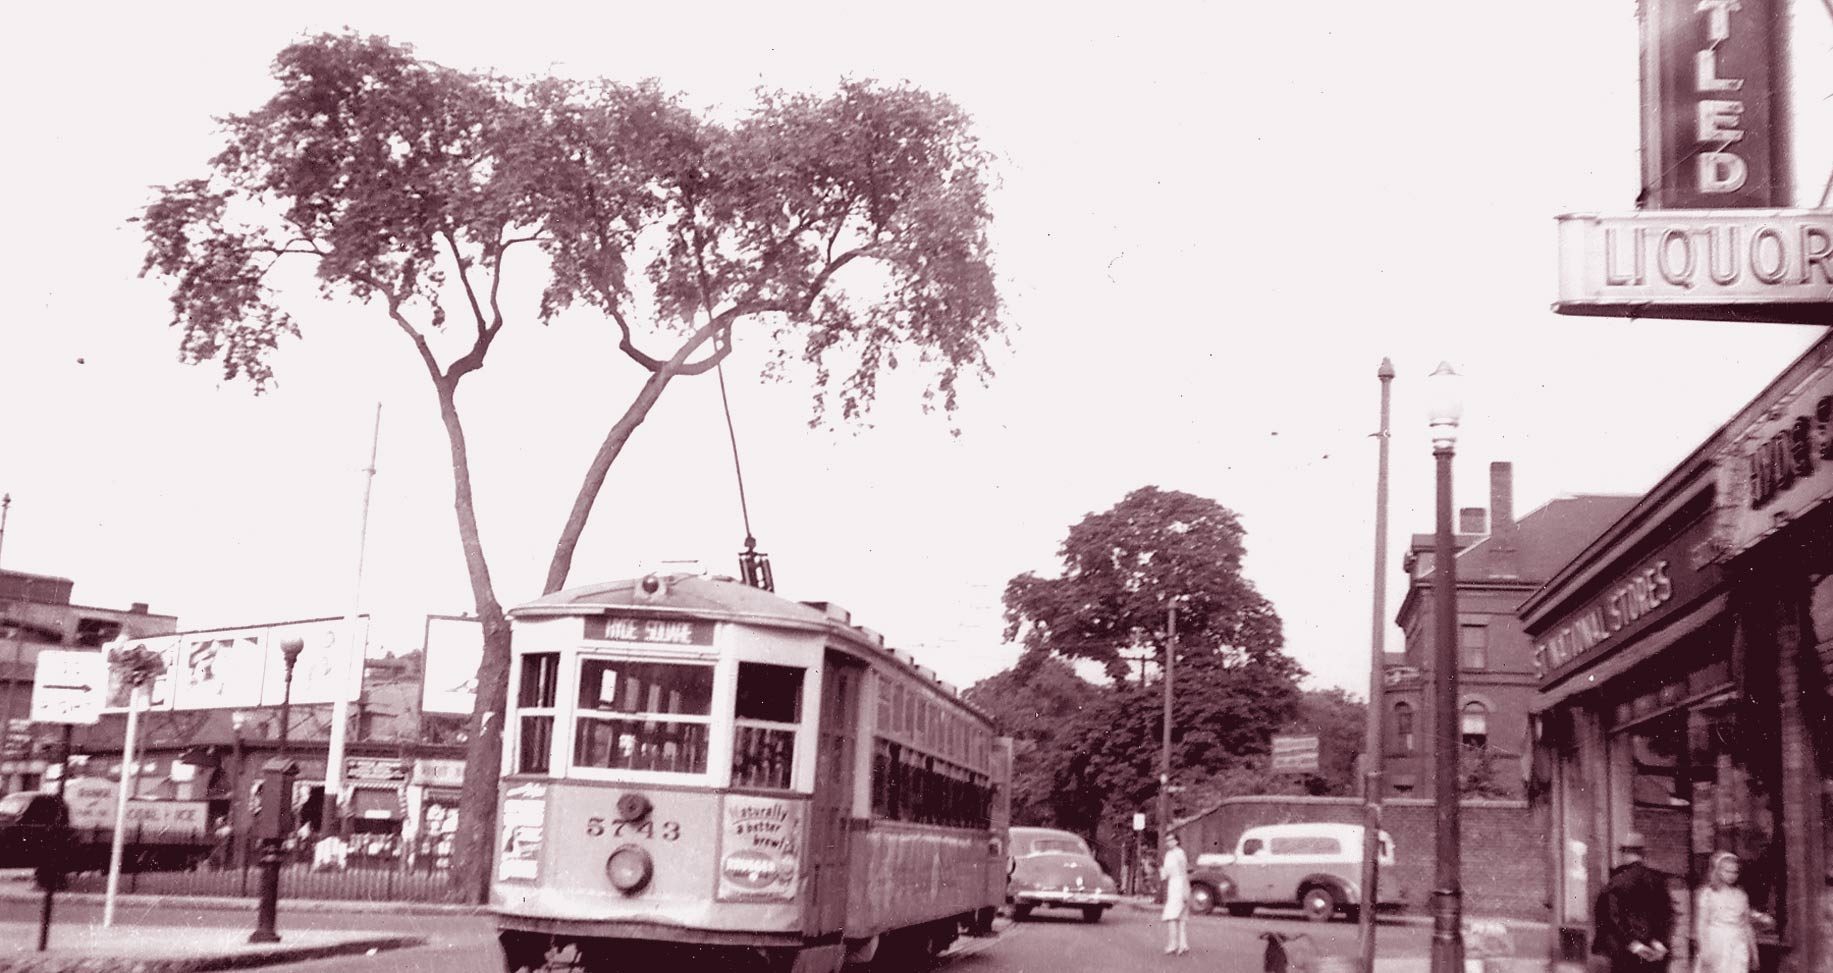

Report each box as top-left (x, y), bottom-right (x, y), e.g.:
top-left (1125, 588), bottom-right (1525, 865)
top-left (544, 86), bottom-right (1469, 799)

top-left (452, 605), bottom-right (511, 902)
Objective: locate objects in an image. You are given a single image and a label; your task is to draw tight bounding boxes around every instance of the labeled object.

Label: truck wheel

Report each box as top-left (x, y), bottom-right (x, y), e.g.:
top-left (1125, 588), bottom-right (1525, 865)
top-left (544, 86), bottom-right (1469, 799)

top-left (1189, 882), bottom-right (1217, 915)
top-left (1011, 904), bottom-right (1033, 921)
top-left (1301, 886), bottom-right (1340, 922)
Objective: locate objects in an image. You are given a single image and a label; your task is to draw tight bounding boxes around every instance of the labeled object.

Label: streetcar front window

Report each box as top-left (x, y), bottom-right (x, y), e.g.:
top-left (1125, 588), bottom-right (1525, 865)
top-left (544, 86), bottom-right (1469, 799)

top-left (573, 659), bottom-right (714, 774)
top-left (732, 662), bottom-right (803, 789)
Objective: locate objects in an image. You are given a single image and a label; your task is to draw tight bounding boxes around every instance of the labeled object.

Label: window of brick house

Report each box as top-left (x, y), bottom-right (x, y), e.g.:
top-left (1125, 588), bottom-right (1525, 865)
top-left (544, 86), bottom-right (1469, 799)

top-left (1460, 624), bottom-right (1488, 670)
top-left (1394, 702), bottom-right (1416, 753)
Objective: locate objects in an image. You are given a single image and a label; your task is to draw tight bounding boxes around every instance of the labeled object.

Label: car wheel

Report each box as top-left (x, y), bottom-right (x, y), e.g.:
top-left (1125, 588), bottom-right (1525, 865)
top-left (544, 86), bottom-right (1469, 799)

top-left (1081, 906), bottom-right (1104, 923)
top-left (1011, 904), bottom-right (1033, 921)
top-left (1225, 904), bottom-right (1255, 918)
top-left (1301, 887), bottom-right (1340, 922)
top-left (1189, 882), bottom-right (1216, 915)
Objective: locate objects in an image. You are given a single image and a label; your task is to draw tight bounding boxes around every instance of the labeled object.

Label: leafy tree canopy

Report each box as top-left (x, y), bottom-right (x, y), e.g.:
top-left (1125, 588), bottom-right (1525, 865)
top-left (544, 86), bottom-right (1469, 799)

top-left (1002, 486), bottom-right (1294, 685)
top-left (138, 31), bottom-right (1004, 900)
top-left (962, 653), bottom-right (1102, 829)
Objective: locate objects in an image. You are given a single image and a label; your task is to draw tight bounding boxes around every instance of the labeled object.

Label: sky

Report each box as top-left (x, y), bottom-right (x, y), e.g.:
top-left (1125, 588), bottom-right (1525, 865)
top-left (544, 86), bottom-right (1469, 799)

top-left (2, 1), bottom-right (1830, 698)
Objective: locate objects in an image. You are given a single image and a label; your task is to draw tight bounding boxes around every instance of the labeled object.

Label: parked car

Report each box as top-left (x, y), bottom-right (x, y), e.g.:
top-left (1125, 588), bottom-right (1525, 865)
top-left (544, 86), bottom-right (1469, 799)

top-left (1006, 826), bottom-right (1121, 923)
top-left (0, 792), bottom-right (74, 870)
top-left (1186, 822), bottom-right (1399, 922)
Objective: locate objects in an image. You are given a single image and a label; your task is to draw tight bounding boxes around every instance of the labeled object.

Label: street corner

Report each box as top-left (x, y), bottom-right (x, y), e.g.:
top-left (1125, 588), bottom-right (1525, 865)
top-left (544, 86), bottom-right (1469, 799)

top-left (0, 929), bottom-right (428, 973)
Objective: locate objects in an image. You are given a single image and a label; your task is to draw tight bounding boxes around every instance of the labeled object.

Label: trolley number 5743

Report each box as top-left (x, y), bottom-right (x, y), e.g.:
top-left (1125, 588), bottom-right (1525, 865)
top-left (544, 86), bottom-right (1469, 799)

top-left (586, 817), bottom-right (681, 841)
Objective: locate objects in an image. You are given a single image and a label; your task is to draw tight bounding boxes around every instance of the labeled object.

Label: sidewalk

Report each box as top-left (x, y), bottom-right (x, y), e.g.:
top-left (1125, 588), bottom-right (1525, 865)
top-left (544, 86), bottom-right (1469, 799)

top-left (0, 869), bottom-right (485, 915)
top-left (0, 921), bottom-right (426, 973)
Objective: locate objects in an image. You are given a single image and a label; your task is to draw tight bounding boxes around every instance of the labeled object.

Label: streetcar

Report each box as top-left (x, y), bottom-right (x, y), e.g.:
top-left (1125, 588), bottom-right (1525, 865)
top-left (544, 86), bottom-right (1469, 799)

top-left (492, 572), bottom-right (1011, 973)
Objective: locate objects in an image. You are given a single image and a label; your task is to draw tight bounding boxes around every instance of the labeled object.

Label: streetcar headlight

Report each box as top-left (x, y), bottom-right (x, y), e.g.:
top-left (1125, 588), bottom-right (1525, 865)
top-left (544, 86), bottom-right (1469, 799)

top-left (605, 844), bottom-right (653, 894)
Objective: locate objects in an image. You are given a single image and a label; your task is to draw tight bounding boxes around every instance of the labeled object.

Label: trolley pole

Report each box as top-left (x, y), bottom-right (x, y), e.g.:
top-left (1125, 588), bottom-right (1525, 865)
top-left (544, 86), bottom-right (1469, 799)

top-left (1359, 358), bottom-right (1394, 972)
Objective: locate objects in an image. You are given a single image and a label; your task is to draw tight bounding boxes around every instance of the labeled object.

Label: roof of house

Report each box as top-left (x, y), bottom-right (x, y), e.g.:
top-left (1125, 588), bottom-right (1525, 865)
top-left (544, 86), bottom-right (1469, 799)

top-left (1416, 494), bottom-right (1640, 585)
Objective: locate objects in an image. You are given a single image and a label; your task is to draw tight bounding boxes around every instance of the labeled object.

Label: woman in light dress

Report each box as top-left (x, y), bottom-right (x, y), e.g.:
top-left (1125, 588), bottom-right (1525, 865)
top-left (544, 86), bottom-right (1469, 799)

top-left (1160, 833), bottom-right (1192, 955)
top-left (1693, 851), bottom-right (1758, 973)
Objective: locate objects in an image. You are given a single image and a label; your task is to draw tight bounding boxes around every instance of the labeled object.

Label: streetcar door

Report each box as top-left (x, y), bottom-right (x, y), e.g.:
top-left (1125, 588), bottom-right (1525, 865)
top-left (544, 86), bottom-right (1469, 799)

top-left (805, 653), bottom-right (862, 937)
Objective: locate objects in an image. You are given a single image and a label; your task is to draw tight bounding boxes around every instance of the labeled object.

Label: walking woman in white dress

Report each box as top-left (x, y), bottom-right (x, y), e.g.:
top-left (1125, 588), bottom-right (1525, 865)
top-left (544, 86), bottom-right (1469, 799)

top-left (1160, 834), bottom-right (1191, 955)
top-left (1693, 851), bottom-right (1758, 973)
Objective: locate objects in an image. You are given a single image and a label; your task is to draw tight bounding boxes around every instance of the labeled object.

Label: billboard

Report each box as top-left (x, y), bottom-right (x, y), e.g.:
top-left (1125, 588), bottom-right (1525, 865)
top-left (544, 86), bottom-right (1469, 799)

top-left (422, 615), bottom-right (483, 715)
top-left (103, 616), bottom-right (368, 713)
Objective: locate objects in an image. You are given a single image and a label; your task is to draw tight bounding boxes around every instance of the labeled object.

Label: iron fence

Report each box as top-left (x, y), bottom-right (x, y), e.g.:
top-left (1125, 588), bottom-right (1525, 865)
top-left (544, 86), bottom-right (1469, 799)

top-left (51, 827), bottom-right (468, 904)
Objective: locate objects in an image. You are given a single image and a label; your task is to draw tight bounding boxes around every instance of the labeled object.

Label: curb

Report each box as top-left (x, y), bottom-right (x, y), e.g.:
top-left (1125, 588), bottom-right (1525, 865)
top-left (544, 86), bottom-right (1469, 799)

top-left (1119, 897), bottom-right (1551, 929)
top-left (0, 934), bottom-right (427, 973)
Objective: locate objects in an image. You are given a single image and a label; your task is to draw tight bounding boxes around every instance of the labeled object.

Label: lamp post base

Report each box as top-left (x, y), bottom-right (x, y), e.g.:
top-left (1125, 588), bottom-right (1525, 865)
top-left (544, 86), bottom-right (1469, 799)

top-left (1428, 887), bottom-right (1464, 973)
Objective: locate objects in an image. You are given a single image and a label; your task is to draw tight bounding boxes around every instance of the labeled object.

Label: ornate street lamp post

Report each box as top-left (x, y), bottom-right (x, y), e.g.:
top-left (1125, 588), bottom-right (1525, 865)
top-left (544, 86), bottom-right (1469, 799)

top-left (1426, 362), bottom-right (1466, 973)
top-left (250, 638), bottom-right (304, 945)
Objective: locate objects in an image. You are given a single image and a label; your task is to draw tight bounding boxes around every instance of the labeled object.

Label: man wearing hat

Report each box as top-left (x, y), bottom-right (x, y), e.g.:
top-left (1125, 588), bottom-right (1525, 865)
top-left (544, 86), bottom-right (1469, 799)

top-left (1592, 831), bottom-right (1675, 971)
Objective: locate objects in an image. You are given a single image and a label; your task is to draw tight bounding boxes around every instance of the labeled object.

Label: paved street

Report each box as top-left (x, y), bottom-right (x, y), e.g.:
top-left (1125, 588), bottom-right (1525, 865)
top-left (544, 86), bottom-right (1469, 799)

top-left (1, 891), bottom-right (1568, 973)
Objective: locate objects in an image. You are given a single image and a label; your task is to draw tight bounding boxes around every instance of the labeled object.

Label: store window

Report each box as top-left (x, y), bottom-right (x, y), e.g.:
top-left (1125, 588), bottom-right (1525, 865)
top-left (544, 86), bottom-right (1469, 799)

top-left (1461, 702), bottom-right (1489, 749)
top-left (1395, 702), bottom-right (1416, 753)
top-left (1607, 643), bottom-right (1776, 955)
top-left (1461, 624), bottom-right (1488, 670)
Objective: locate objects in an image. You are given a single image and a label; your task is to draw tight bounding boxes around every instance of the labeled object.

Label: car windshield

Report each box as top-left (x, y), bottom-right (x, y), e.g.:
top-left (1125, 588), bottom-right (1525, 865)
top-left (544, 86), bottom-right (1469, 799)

top-left (1028, 837), bottom-right (1087, 856)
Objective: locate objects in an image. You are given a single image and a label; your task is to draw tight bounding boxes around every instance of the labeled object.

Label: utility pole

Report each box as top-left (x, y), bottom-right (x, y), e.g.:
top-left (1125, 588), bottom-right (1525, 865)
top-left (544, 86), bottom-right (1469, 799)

top-left (1157, 600), bottom-right (1178, 896)
top-left (0, 493), bottom-right (12, 569)
top-left (1360, 359), bottom-right (1394, 971)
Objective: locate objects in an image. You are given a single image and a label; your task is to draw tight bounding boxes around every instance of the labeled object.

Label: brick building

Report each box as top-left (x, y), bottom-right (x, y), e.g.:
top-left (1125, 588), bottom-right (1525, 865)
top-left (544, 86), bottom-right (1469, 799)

top-left (1382, 462), bottom-right (1634, 801)
top-left (0, 569), bottom-right (178, 792)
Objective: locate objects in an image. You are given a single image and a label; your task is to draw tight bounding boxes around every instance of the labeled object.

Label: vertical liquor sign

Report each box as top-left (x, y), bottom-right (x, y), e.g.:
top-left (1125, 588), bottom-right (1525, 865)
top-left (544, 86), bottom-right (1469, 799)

top-left (1641, 0), bottom-right (1783, 209)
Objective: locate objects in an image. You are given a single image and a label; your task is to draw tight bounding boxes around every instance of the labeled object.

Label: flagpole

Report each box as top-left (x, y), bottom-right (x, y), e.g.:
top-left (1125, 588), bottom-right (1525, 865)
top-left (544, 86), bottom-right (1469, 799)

top-left (324, 403), bottom-right (380, 858)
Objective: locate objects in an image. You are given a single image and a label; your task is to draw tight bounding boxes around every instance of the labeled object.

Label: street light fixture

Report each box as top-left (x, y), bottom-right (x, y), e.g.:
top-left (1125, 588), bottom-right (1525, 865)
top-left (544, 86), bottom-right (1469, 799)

top-left (1426, 362), bottom-right (1466, 973)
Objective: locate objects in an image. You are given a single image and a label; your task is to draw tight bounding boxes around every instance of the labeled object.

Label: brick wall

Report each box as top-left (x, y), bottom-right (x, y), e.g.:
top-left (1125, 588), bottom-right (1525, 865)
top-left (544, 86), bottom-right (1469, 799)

top-left (1177, 795), bottom-right (1547, 919)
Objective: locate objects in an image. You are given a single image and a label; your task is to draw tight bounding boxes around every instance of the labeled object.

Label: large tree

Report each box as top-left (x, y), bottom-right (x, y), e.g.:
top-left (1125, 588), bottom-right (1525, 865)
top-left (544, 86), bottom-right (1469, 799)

top-left (961, 652), bottom-right (1102, 828)
top-left (139, 33), bottom-right (1002, 899)
top-left (1003, 486), bottom-right (1293, 685)
top-left (999, 487), bottom-right (1303, 838)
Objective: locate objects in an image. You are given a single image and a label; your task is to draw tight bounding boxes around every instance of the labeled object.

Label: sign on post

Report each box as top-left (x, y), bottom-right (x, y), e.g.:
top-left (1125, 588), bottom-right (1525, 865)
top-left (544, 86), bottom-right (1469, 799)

top-left (31, 650), bottom-right (106, 725)
top-left (1270, 735), bottom-right (1320, 773)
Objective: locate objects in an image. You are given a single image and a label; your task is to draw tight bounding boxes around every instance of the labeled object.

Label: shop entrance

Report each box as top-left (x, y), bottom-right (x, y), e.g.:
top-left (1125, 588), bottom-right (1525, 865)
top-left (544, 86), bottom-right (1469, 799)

top-left (1613, 685), bottom-right (1780, 967)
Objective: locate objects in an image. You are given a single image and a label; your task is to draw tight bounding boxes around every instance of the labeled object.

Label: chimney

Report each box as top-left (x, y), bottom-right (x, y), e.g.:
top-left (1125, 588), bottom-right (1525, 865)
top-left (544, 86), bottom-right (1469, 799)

top-left (1460, 507), bottom-right (1487, 534)
top-left (130, 602), bottom-right (149, 614)
top-left (1490, 462), bottom-right (1515, 533)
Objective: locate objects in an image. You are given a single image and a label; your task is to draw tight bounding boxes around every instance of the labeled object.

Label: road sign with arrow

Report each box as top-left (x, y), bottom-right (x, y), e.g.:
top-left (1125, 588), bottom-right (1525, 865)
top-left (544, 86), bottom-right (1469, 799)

top-left (31, 650), bottom-right (105, 725)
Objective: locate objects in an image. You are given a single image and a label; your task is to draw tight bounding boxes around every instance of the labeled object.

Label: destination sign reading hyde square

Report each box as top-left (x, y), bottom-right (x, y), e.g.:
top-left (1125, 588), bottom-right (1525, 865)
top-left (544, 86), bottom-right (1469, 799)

top-left (583, 615), bottom-right (716, 646)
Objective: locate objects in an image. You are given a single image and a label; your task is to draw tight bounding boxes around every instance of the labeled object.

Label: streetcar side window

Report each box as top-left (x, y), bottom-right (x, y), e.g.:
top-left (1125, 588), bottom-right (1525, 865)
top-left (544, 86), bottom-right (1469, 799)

top-left (732, 662), bottom-right (803, 789)
top-left (573, 659), bottom-right (714, 775)
top-left (516, 653), bottom-right (559, 774)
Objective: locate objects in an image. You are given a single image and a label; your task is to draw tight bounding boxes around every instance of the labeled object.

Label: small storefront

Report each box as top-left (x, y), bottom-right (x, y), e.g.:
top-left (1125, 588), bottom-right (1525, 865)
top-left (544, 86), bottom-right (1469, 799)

top-left (1524, 336), bottom-right (1833, 973)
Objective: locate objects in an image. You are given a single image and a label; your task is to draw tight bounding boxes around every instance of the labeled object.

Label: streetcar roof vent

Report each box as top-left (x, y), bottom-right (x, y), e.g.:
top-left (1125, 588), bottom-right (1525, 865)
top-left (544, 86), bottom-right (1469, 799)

top-left (799, 601), bottom-right (852, 625)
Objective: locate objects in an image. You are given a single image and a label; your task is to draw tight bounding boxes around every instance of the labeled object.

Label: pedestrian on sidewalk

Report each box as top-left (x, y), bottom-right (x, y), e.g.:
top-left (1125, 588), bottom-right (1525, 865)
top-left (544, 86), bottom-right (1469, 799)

top-left (1159, 833), bottom-right (1191, 955)
top-left (1593, 831), bottom-right (1674, 972)
top-left (1692, 851), bottom-right (1758, 973)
